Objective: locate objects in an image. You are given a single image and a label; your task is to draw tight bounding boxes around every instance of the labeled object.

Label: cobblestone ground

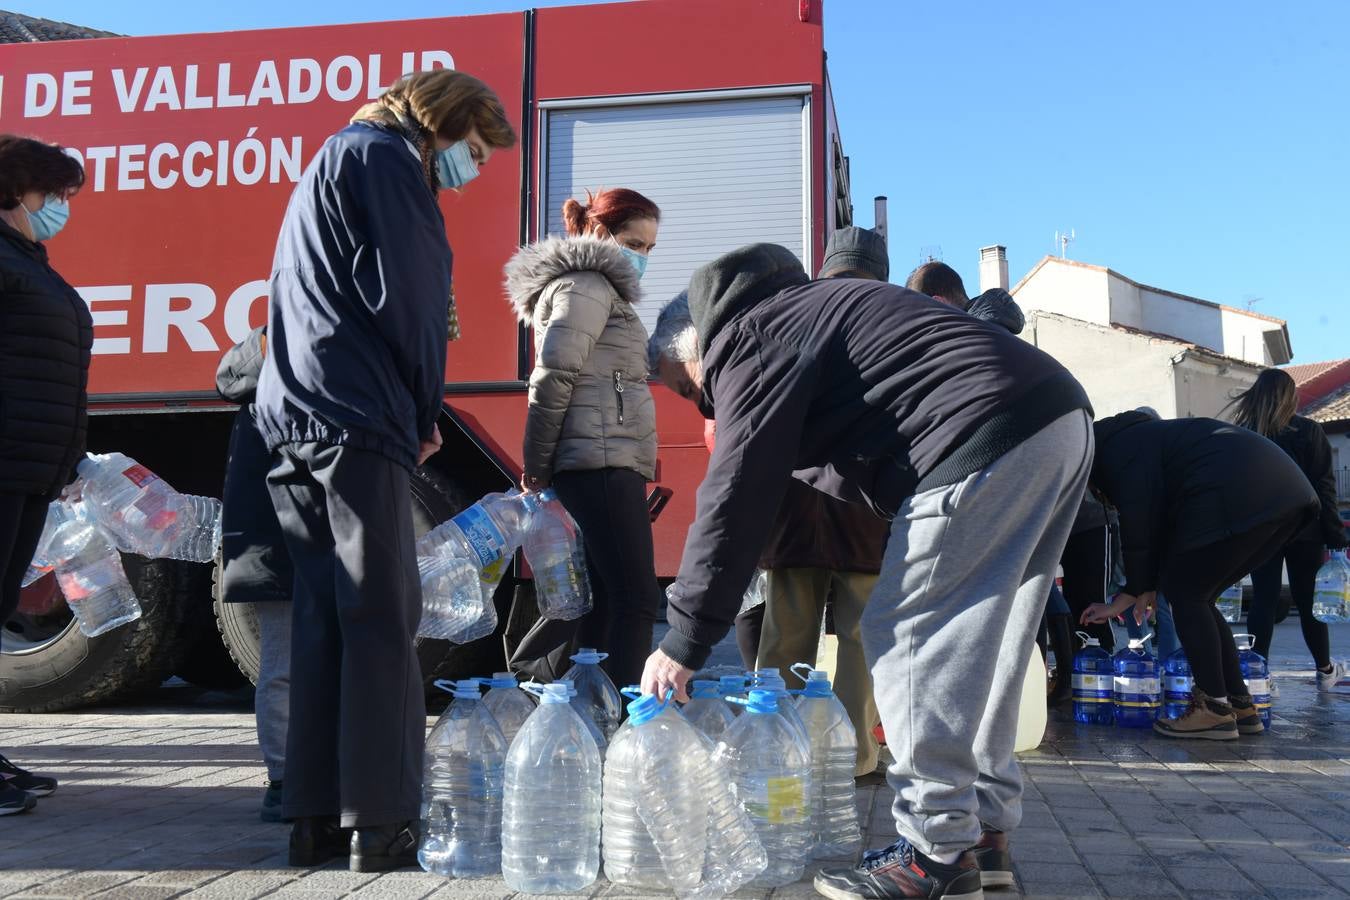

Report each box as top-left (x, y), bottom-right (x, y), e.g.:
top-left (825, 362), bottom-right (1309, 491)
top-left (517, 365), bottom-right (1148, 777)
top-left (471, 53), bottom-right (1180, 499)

top-left (0, 621), bottom-right (1346, 899)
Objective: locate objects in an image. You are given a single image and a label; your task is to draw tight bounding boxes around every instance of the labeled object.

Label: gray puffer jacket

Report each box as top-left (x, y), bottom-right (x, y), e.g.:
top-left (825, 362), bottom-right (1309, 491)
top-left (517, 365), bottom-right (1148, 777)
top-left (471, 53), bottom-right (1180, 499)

top-left (505, 236), bottom-right (657, 482)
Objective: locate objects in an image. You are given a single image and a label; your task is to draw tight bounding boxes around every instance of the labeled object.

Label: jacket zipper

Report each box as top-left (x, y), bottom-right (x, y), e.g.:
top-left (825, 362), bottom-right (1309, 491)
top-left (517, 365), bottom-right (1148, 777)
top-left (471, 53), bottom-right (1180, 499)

top-left (613, 371), bottom-right (625, 425)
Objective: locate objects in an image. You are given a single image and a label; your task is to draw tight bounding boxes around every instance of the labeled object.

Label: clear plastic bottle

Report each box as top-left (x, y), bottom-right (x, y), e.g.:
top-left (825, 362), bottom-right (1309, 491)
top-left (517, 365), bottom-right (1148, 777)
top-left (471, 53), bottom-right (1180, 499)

top-left (417, 491), bottom-right (527, 607)
top-left (1072, 631), bottom-right (1114, 725)
top-left (416, 554), bottom-right (495, 643)
top-left (719, 689), bottom-right (811, 888)
top-left (520, 489), bottom-right (592, 621)
top-left (563, 681), bottom-right (608, 755)
top-left (1312, 550), bottom-right (1350, 624)
top-left (751, 668), bottom-right (810, 754)
top-left (681, 680), bottom-right (736, 742)
top-left (1161, 648), bottom-right (1193, 720)
top-left (76, 452), bottom-right (221, 562)
top-left (501, 683), bottom-right (602, 894)
top-left (419, 679), bottom-right (507, 877)
top-left (47, 508), bottom-right (141, 637)
top-left (602, 713), bottom-right (671, 891)
top-left (1233, 634), bottom-right (1272, 728)
top-left (21, 498), bottom-right (74, 587)
top-left (476, 672), bottom-right (535, 745)
top-left (791, 665), bottom-right (862, 859)
top-left (1215, 583), bottom-right (1243, 624)
top-left (1113, 636), bottom-right (1160, 727)
top-left (561, 648), bottom-right (622, 742)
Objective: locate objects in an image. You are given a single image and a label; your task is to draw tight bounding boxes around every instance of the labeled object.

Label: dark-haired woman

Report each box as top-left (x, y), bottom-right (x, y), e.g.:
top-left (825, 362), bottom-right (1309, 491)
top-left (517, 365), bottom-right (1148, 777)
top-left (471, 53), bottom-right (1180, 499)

top-left (1230, 369), bottom-right (1349, 690)
top-left (0, 135), bottom-right (91, 816)
top-left (505, 188), bottom-right (662, 688)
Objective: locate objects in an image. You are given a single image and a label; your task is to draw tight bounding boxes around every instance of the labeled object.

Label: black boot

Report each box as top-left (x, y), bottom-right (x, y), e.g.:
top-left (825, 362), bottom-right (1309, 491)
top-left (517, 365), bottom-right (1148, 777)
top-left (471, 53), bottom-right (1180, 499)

top-left (288, 816), bottom-right (351, 867)
top-left (350, 821), bottom-right (419, 873)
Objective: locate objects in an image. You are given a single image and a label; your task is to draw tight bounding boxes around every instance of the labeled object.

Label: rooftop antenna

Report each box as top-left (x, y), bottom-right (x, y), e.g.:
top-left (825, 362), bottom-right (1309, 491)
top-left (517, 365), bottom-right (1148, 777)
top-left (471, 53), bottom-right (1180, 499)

top-left (919, 245), bottom-right (942, 263)
top-left (1054, 229), bottom-right (1076, 259)
top-left (1244, 296), bottom-right (1262, 310)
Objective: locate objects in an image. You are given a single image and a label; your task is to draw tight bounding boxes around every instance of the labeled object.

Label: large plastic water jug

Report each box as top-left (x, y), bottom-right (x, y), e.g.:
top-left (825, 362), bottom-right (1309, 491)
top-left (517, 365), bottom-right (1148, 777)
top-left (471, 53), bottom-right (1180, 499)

top-left (501, 683), bottom-right (602, 893)
top-left (417, 490), bottom-right (526, 607)
top-left (1113, 636), bottom-right (1160, 727)
top-left (520, 489), bottom-right (592, 620)
top-left (791, 665), bottom-right (862, 859)
top-left (1313, 550), bottom-right (1350, 623)
top-left (1161, 649), bottom-right (1193, 720)
top-left (1072, 632), bottom-right (1114, 725)
top-left (21, 499), bottom-right (73, 587)
top-left (419, 679), bottom-right (507, 877)
top-left (416, 554), bottom-right (494, 643)
top-left (46, 507), bottom-right (141, 637)
top-left (1234, 634), bottom-right (1272, 728)
top-left (560, 648), bottom-right (622, 742)
top-left (1016, 642), bottom-right (1048, 751)
top-left (681, 680), bottom-right (736, 742)
top-left (77, 453), bottom-right (221, 562)
top-left (720, 689), bottom-right (811, 888)
top-left (476, 672), bottom-right (535, 745)
top-left (750, 669), bottom-right (810, 754)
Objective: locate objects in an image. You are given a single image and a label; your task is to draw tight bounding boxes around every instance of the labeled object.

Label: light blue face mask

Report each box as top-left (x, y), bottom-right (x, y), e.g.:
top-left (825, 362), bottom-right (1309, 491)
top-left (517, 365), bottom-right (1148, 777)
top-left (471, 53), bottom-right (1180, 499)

top-left (435, 140), bottom-right (479, 189)
top-left (619, 246), bottom-right (648, 279)
top-left (27, 195), bottom-right (70, 241)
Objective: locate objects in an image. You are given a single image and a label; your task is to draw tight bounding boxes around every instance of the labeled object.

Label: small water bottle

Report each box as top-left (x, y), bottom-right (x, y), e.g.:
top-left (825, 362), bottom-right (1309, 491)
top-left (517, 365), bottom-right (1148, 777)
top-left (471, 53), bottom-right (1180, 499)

top-left (1072, 632), bottom-right (1115, 725)
top-left (561, 648), bottom-right (623, 742)
top-left (750, 669), bottom-right (810, 754)
top-left (1113, 636), bottom-right (1161, 727)
top-left (1233, 634), bottom-right (1272, 728)
top-left (501, 683), bottom-right (602, 894)
top-left (416, 554), bottom-right (495, 643)
top-left (1161, 648), bottom-right (1193, 719)
top-left (720, 689), bottom-right (811, 888)
top-left (520, 489), bottom-right (593, 620)
top-left (1312, 550), bottom-right (1350, 624)
top-left (76, 452), bottom-right (221, 562)
top-left (419, 679), bottom-right (507, 877)
top-left (47, 508), bottom-right (141, 637)
top-left (791, 665), bottom-right (862, 859)
top-left (476, 672), bottom-right (535, 745)
top-left (681, 680), bottom-right (736, 742)
top-left (1215, 583), bottom-right (1243, 624)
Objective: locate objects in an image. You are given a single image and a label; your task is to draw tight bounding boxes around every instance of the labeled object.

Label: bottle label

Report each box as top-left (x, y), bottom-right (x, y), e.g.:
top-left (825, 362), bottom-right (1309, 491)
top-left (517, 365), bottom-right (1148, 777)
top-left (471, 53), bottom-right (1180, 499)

top-left (1114, 676), bottom-right (1160, 706)
top-left (451, 506), bottom-right (507, 569)
top-left (746, 776), bottom-right (805, 825)
top-left (1072, 674), bottom-right (1112, 694)
top-left (121, 464), bottom-right (160, 489)
top-left (1164, 676), bottom-right (1192, 695)
top-left (1244, 678), bottom-right (1269, 696)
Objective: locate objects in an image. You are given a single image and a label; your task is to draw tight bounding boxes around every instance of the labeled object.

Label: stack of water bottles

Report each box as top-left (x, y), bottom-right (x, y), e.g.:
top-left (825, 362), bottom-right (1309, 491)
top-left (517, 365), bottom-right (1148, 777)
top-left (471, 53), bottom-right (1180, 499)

top-left (415, 488), bottom-right (592, 643)
top-left (1313, 549), bottom-right (1350, 623)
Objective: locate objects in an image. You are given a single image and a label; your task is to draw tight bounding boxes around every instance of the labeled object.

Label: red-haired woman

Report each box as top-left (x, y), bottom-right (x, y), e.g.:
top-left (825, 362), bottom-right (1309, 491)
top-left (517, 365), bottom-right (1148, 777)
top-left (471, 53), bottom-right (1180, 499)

top-left (0, 135), bottom-right (90, 816)
top-left (505, 188), bottom-right (661, 687)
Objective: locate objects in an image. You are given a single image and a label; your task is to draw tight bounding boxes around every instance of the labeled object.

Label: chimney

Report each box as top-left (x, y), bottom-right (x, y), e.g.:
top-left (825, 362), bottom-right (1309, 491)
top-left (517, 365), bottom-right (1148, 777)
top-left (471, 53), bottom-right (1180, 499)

top-left (979, 245), bottom-right (1009, 293)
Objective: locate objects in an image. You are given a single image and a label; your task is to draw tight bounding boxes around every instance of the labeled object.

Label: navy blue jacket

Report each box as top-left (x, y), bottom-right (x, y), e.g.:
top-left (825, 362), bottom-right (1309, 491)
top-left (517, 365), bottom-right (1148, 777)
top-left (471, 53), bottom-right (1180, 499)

top-left (256, 123), bottom-right (452, 471)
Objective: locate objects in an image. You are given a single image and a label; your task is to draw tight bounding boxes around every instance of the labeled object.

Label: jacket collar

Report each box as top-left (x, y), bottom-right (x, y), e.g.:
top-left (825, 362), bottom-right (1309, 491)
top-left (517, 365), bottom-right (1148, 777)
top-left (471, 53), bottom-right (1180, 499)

top-left (0, 218), bottom-right (46, 264)
top-left (503, 235), bottom-right (642, 323)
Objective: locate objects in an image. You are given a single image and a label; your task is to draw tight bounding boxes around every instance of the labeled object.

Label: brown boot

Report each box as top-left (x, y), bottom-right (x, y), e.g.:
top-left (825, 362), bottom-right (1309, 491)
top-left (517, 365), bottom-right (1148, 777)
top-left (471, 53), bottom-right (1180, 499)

top-left (972, 828), bottom-right (1014, 890)
top-left (1229, 693), bottom-right (1265, 735)
top-left (1153, 688), bottom-right (1238, 741)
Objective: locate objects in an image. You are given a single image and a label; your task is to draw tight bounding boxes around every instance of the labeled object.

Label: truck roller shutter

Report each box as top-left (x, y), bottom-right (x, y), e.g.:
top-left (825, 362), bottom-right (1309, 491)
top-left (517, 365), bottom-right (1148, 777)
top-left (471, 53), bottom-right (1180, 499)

top-left (544, 93), bottom-right (810, 334)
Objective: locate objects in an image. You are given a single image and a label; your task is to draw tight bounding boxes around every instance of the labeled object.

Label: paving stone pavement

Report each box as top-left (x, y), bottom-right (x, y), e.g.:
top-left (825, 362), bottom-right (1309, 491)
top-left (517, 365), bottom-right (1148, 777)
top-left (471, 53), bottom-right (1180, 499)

top-left (0, 621), bottom-right (1346, 899)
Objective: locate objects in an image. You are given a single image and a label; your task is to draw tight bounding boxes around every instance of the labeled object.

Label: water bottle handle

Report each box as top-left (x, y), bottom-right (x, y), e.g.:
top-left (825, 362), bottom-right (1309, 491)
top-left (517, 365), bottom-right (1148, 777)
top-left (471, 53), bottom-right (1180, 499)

top-left (789, 661), bottom-right (816, 684)
top-left (432, 679), bottom-right (457, 695)
top-left (519, 681), bottom-right (547, 700)
top-left (620, 685), bottom-right (642, 701)
top-left (724, 695), bottom-right (751, 709)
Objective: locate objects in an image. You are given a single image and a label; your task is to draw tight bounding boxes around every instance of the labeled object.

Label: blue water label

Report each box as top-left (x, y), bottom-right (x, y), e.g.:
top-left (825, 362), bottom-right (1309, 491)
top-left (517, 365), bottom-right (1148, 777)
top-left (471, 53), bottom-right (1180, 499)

top-left (450, 506), bottom-right (507, 569)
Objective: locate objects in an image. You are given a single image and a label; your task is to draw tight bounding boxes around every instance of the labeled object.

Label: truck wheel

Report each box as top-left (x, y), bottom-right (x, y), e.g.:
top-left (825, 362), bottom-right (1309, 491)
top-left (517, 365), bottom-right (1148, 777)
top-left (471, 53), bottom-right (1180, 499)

top-left (213, 464), bottom-right (508, 690)
top-left (0, 556), bottom-right (211, 713)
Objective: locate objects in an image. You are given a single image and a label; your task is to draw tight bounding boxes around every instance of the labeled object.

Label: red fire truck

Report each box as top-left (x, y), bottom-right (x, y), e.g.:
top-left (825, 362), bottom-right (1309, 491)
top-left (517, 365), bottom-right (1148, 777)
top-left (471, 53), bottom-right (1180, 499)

top-left (0, 0), bottom-right (856, 711)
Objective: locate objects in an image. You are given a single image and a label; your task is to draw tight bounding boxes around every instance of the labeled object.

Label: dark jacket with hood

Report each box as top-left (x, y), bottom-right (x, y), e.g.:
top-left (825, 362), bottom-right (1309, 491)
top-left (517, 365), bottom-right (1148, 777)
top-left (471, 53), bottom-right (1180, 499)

top-left (255, 122), bottom-right (452, 471)
top-left (1090, 412), bottom-right (1319, 597)
top-left (661, 244), bottom-right (1092, 668)
top-left (1268, 414), bottom-right (1347, 549)
top-left (216, 327), bottom-right (291, 603)
top-left (0, 220), bottom-right (93, 498)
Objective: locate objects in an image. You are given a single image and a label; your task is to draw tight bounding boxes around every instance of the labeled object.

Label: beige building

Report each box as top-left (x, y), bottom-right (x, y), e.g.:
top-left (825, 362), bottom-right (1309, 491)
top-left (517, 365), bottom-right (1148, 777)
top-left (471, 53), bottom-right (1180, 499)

top-left (989, 252), bottom-right (1292, 419)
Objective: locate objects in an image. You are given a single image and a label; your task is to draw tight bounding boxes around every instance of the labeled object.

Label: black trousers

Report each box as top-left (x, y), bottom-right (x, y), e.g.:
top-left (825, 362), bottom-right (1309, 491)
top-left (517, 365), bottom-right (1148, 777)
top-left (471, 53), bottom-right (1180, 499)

top-left (266, 443), bottom-right (424, 828)
top-left (1061, 526), bottom-right (1114, 651)
top-left (1160, 513), bottom-right (1305, 701)
top-left (735, 604), bottom-right (765, 672)
top-left (552, 468), bottom-right (663, 690)
top-left (1249, 541), bottom-right (1330, 669)
top-left (0, 492), bottom-right (50, 652)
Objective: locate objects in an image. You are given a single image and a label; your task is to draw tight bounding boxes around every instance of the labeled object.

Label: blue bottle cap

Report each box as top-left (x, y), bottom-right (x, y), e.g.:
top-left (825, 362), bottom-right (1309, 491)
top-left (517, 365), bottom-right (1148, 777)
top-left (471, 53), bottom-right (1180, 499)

top-left (743, 689), bottom-right (779, 714)
top-left (689, 680), bottom-right (720, 699)
top-left (571, 648), bottom-right (609, 665)
top-left (522, 682), bottom-right (571, 704)
top-left (626, 692), bottom-right (671, 725)
top-left (800, 675), bottom-right (833, 698)
top-left (451, 679), bottom-right (482, 700)
top-left (479, 671), bottom-right (518, 690)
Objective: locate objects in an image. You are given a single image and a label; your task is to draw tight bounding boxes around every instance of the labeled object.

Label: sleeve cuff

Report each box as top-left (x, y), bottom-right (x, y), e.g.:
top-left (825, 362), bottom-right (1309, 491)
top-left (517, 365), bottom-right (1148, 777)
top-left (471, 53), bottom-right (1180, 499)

top-left (658, 627), bottom-right (714, 671)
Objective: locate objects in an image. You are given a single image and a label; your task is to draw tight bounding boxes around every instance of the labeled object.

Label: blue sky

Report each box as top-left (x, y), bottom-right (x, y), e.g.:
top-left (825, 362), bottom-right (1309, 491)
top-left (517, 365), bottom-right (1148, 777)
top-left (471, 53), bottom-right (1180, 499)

top-left (30, 0), bottom-right (1350, 363)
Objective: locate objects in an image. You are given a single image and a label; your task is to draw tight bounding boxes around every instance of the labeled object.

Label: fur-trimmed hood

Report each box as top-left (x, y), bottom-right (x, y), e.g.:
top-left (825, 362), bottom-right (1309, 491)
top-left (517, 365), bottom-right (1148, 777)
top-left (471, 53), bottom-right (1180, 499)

top-left (504, 235), bottom-right (642, 323)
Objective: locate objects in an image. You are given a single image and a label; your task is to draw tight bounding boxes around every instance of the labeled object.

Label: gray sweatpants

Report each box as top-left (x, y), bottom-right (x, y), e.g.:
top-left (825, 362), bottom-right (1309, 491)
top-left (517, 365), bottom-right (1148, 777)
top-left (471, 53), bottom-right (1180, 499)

top-left (863, 410), bottom-right (1092, 857)
top-left (254, 601), bottom-right (291, 783)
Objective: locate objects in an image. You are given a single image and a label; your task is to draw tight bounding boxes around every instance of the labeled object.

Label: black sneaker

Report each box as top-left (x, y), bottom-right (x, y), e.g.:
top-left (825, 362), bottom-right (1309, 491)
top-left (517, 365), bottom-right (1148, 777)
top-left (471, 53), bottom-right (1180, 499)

top-left (261, 780), bottom-right (284, 823)
top-left (0, 754), bottom-right (57, 798)
top-left (288, 816), bottom-right (352, 867)
top-left (814, 837), bottom-right (984, 899)
top-left (0, 782), bottom-right (36, 817)
top-left (971, 829), bottom-right (1013, 890)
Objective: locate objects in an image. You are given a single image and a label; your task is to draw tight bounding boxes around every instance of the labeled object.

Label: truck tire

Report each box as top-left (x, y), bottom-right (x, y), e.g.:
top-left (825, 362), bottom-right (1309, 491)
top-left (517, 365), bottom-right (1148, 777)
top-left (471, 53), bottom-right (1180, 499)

top-left (213, 464), bottom-right (508, 689)
top-left (0, 555), bottom-right (212, 713)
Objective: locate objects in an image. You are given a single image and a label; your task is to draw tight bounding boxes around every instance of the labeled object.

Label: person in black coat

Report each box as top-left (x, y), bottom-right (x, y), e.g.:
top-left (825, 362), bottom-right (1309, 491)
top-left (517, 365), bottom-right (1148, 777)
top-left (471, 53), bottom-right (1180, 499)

top-left (1229, 369), bottom-right (1349, 689)
top-left (1080, 412), bottom-right (1318, 740)
top-left (216, 327), bottom-right (294, 822)
top-left (0, 135), bottom-right (90, 816)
